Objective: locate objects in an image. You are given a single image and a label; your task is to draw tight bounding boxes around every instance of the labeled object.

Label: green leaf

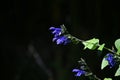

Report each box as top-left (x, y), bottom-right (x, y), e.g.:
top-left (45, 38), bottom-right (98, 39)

top-left (82, 38), bottom-right (99, 50)
top-left (115, 65), bottom-right (120, 76)
top-left (98, 43), bottom-right (105, 51)
top-left (104, 78), bottom-right (112, 80)
top-left (117, 49), bottom-right (120, 55)
top-left (101, 57), bottom-right (109, 69)
top-left (115, 39), bottom-right (120, 55)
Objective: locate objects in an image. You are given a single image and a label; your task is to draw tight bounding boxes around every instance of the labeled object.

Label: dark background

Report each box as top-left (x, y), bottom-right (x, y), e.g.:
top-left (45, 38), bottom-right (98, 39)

top-left (1, 0), bottom-right (120, 80)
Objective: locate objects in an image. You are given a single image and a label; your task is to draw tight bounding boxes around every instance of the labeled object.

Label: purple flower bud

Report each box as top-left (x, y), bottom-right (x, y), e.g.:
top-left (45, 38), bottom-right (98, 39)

top-left (72, 69), bottom-right (85, 76)
top-left (49, 27), bottom-right (70, 45)
top-left (49, 27), bottom-right (62, 37)
top-left (55, 36), bottom-right (70, 45)
top-left (105, 53), bottom-right (116, 68)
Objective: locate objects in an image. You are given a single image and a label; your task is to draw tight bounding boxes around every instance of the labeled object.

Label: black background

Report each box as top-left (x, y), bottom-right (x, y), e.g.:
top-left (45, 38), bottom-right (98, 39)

top-left (1, 0), bottom-right (120, 80)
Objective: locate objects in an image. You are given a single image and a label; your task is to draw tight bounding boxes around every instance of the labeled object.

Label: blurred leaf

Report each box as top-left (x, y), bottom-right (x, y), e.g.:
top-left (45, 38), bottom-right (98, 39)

top-left (98, 43), bottom-right (105, 51)
top-left (115, 65), bottom-right (120, 76)
top-left (82, 38), bottom-right (99, 50)
top-left (115, 39), bottom-right (120, 55)
top-left (101, 57), bottom-right (109, 69)
top-left (60, 24), bottom-right (67, 34)
top-left (104, 78), bottom-right (112, 80)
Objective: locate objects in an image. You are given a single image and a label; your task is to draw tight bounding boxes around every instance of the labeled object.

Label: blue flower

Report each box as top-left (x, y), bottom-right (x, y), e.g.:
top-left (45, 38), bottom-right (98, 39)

top-left (49, 27), bottom-right (70, 45)
top-left (53, 36), bottom-right (70, 45)
top-left (105, 53), bottom-right (116, 68)
top-left (72, 69), bottom-right (85, 76)
top-left (49, 27), bottom-right (62, 37)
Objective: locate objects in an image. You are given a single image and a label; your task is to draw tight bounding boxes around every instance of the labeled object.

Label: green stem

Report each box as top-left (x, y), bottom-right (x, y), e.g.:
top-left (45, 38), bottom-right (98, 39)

top-left (72, 36), bottom-right (119, 55)
top-left (80, 58), bottom-right (101, 80)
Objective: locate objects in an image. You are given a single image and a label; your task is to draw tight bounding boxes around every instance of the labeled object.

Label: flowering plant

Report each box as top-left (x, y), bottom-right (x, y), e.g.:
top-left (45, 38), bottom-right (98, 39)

top-left (49, 24), bottom-right (120, 80)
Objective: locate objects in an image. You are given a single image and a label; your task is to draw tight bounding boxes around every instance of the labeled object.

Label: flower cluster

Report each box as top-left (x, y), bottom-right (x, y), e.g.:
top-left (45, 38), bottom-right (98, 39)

top-left (49, 27), bottom-right (70, 45)
top-left (105, 53), bottom-right (116, 68)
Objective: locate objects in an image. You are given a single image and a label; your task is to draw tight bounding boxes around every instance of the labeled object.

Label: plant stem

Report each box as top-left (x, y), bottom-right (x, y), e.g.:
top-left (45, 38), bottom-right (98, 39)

top-left (80, 58), bottom-right (101, 80)
top-left (72, 36), bottom-right (119, 55)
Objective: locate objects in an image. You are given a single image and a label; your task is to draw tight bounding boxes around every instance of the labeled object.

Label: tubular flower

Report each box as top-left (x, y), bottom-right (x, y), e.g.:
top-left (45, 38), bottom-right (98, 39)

top-left (49, 27), bottom-right (70, 45)
top-left (53, 36), bottom-right (70, 45)
top-left (105, 53), bottom-right (116, 68)
top-left (72, 69), bottom-right (85, 76)
top-left (49, 27), bottom-right (62, 37)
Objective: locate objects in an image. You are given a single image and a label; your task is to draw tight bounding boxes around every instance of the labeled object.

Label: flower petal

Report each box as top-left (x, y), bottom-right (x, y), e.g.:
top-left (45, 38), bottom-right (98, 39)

top-left (75, 72), bottom-right (82, 76)
top-left (72, 69), bottom-right (80, 72)
top-left (49, 27), bottom-right (55, 30)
